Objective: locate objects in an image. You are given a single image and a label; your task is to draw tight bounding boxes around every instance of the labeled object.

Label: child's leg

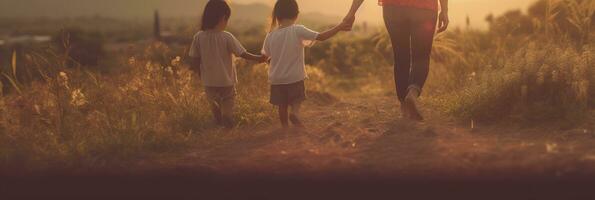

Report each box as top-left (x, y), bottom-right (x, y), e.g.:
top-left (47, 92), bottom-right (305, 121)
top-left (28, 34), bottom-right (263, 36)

top-left (220, 97), bottom-right (235, 128)
top-left (278, 104), bottom-right (289, 128)
top-left (289, 102), bottom-right (304, 127)
top-left (210, 100), bottom-right (223, 125)
top-left (206, 87), bottom-right (223, 125)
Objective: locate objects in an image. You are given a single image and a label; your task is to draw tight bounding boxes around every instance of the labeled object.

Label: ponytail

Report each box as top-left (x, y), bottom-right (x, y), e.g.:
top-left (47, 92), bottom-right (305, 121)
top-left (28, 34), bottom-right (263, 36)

top-left (269, 0), bottom-right (299, 32)
top-left (269, 15), bottom-right (278, 32)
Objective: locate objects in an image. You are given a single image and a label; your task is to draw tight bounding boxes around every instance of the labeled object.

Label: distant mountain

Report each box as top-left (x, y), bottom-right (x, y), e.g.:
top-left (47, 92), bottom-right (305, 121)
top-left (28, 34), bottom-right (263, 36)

top-left (0, 0), bottom-right (207, 18)
top-left (0, 0), bottom-right (338, 25)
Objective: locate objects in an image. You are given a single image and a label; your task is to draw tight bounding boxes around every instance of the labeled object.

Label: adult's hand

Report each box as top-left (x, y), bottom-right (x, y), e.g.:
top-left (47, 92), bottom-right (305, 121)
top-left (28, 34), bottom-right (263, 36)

top-left (343, 0), bottom-right (364, 31)
top-left (437, 11), bottom-right (449, 33)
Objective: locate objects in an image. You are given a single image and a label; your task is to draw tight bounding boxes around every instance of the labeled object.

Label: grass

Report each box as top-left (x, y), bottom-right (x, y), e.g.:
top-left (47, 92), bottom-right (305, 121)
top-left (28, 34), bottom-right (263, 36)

top-left (0, 0), bottom-right (593, 171)
top-left (440, 42), bottom-right (593, 124)
top-left (0, 42), bottom-right (276, 171)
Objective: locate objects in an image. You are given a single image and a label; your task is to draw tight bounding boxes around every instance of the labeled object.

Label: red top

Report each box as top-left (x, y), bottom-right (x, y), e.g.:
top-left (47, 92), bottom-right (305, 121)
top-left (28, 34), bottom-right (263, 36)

top-left (379, 0), bottom-right (438, 11)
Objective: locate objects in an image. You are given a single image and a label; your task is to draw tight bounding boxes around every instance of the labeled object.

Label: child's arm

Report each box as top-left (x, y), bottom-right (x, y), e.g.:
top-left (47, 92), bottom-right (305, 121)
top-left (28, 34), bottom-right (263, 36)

top-left (226, 32), bottom-right (268, 63)
top-left (240, 52), bottom-right (268, 63)
top-left (316, 23), bottom-right (350, 42)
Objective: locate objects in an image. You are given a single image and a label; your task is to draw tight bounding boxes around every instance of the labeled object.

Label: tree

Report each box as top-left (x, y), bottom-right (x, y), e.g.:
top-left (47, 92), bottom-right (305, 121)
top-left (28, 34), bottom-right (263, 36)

top-left (154, 10), bottom-right (162, 41)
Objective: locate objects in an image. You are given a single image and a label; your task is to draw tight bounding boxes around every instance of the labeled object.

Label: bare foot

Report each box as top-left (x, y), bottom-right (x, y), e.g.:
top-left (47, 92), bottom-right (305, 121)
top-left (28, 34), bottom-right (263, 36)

top-left (289, 114), bottom-right (305, 128)
top-left (400, 104), bottom-right (410, 119)
top-left (405, 89), bottom-right (424, 121)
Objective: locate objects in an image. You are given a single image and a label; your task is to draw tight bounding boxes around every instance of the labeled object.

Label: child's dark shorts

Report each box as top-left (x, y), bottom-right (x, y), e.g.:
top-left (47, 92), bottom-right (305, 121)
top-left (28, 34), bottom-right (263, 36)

top-left (270, 80), bottom-right (306, 106)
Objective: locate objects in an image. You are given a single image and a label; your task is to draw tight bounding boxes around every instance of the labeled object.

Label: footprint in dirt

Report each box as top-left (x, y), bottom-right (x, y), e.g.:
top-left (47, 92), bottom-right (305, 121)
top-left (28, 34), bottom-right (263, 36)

top-left (320, 132), bottom-right (343, 144)
top-left (319, 127), bottom-right (344, 144)
top-left (421, 126), bottom-right (438, 137)
top-left (383, 120), bottom-right (438, 138)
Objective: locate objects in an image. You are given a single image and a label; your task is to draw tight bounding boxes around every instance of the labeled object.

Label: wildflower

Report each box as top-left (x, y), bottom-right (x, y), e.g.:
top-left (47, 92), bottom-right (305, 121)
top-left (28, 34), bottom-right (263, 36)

top-left (468, 72), bottom-right (476, 81)
top-left (70, 89), bottom-right (88, 107)
top-left (145, 61), bottom-right (154, 72)
top-left (171, 56), bottom-right (182, 67)
top-left (58, 71), bottom-right (70, 89)
top-left (59, 71), bottom-right (68, 81)
top-left (165, 66), bottom-right (174, 75)
top-left (128, 57), bottom-right (136, 65)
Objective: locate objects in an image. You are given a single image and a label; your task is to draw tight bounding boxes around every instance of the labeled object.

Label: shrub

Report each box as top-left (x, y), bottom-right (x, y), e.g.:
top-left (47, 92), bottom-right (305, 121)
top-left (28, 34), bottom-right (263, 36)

top-left (445, 42), bottom-right (593, 124)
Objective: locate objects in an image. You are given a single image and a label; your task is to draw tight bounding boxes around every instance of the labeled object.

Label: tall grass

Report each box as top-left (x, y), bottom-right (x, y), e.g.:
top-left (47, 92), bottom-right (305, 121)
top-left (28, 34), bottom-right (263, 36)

top-left (0, 0), bottom-right (592, 171)
top-left (0, 42), bottom-right (274, 170)
top-left (443, 42), bottom-right (593, 123)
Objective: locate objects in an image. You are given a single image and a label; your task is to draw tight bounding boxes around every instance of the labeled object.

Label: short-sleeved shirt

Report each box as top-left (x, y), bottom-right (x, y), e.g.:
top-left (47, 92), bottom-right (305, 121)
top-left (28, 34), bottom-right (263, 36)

top-left (188, 31), bottom-right (247, 87)
top-left (261, 25), bottom-right (319, 85)
top-left (379, 0), bottom-right (438, 11)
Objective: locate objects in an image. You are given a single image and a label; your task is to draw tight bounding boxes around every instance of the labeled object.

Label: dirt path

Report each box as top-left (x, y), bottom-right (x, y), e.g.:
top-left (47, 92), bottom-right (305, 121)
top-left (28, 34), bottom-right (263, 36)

top-left (138, 94), bottom-right (595, 178)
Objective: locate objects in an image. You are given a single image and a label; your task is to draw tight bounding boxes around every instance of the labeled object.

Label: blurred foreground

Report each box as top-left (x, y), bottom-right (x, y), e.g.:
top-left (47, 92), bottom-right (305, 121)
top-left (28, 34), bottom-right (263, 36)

top-left (0, 1), bottom-right (593, 198)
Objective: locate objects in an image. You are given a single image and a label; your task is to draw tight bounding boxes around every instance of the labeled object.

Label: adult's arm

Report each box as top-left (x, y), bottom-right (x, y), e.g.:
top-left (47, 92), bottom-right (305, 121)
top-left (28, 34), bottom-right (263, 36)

top-left (343, 0), bottom-right (365, 30)
top-left (437, 0), bottom-right (449, 33)
top-left (347, 0), bottom-right (365, 17)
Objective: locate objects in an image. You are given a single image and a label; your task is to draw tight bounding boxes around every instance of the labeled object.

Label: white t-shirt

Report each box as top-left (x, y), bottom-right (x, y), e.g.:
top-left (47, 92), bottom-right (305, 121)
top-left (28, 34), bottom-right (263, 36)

top-left (261, 25), bottom-right (319, 85)
top-left (188, 31), bottom-right (247, 87)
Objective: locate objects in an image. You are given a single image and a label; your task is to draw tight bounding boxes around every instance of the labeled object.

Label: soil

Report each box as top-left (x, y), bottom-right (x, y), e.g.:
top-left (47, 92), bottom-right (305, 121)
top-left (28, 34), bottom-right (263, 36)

top-left (137, 93), bottom-right (595, 179)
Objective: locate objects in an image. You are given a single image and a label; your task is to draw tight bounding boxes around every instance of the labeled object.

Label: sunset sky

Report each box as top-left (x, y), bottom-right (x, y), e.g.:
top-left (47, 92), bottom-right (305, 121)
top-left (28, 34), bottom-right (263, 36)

top-left (233, 0), bottom-right (536, 29)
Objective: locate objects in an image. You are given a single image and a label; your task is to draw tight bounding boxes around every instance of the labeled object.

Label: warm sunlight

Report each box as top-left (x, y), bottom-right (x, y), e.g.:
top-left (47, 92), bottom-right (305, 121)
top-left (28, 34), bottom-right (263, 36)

top-left (0, 0), bottom-right (594, 199)
top-left (234, 0), bottom-right (536, 28)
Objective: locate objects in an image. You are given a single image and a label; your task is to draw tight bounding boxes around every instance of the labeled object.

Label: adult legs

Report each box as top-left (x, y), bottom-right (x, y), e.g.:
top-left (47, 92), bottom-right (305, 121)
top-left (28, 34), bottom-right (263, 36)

top-left (383, 6), bottom-right (412, 103)
top-left (409, 9), bottom-right (437, 93)
top-left (404, 8), bottom-right (438, 121)
top-left (384, 6), bottom-right (437, 121)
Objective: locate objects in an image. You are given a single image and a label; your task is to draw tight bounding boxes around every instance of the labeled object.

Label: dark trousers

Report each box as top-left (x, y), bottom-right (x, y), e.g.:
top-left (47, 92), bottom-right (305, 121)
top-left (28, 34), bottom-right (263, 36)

top-left (383, 6), bottom-right (437, 102)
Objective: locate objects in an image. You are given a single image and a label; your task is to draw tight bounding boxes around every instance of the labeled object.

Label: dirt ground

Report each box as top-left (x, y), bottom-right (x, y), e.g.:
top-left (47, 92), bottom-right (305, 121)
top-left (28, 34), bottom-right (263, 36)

top-left (5, 93), bottom-right (595, 199)
top-left (137, 93), bottom-right (595, 179)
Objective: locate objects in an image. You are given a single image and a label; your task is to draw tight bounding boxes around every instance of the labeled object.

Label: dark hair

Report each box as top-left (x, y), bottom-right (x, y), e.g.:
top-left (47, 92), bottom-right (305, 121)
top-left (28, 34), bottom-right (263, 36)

top-left (201, 0), bottom-right (231, 30)
top-left (270, 0), bottom-right (299, 32)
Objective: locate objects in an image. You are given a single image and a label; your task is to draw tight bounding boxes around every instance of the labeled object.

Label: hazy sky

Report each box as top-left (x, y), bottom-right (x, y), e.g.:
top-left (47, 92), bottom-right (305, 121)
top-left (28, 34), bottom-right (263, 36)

top-left (232, 0), bottom-right (537, 29)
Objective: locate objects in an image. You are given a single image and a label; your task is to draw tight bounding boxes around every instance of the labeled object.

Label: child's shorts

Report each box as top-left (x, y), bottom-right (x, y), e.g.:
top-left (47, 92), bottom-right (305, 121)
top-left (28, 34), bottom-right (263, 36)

top-left (270, 80), bottom-right (306, 106)
top-left (205, 86), bottom-right (236, 103)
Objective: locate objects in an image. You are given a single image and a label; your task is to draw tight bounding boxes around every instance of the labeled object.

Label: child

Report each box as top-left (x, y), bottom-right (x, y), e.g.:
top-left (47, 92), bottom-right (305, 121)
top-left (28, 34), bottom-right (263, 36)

top-left (261, 0), bottom-right (349, 128)
top-left (189, 0), bottom-right (267, 128)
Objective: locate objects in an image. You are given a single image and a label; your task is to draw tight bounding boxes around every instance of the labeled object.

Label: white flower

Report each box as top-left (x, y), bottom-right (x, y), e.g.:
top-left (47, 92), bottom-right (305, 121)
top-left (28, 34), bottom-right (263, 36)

top-left (171, 56), bottom-right (182, 66)
top-left (128, 57), bottom-right (136, 65)
top-left (70, 89), bottom-right (88, 107)
top-left (58, 71), bottom-right (70, 89)
top-left (165, 66), bottom-right (174, 74)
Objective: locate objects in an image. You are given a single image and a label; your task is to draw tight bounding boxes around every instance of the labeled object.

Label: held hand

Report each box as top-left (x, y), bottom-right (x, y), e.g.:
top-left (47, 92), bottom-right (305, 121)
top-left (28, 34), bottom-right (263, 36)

top-left (257, 55), bottom-right (269, 63)
top-left (437, 12), bottom-right (449, 33)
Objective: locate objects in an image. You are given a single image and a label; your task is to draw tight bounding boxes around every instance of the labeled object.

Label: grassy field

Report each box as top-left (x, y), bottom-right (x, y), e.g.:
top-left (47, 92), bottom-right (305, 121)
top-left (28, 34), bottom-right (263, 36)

top-left (0, 0), bottom-right (593, 172)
